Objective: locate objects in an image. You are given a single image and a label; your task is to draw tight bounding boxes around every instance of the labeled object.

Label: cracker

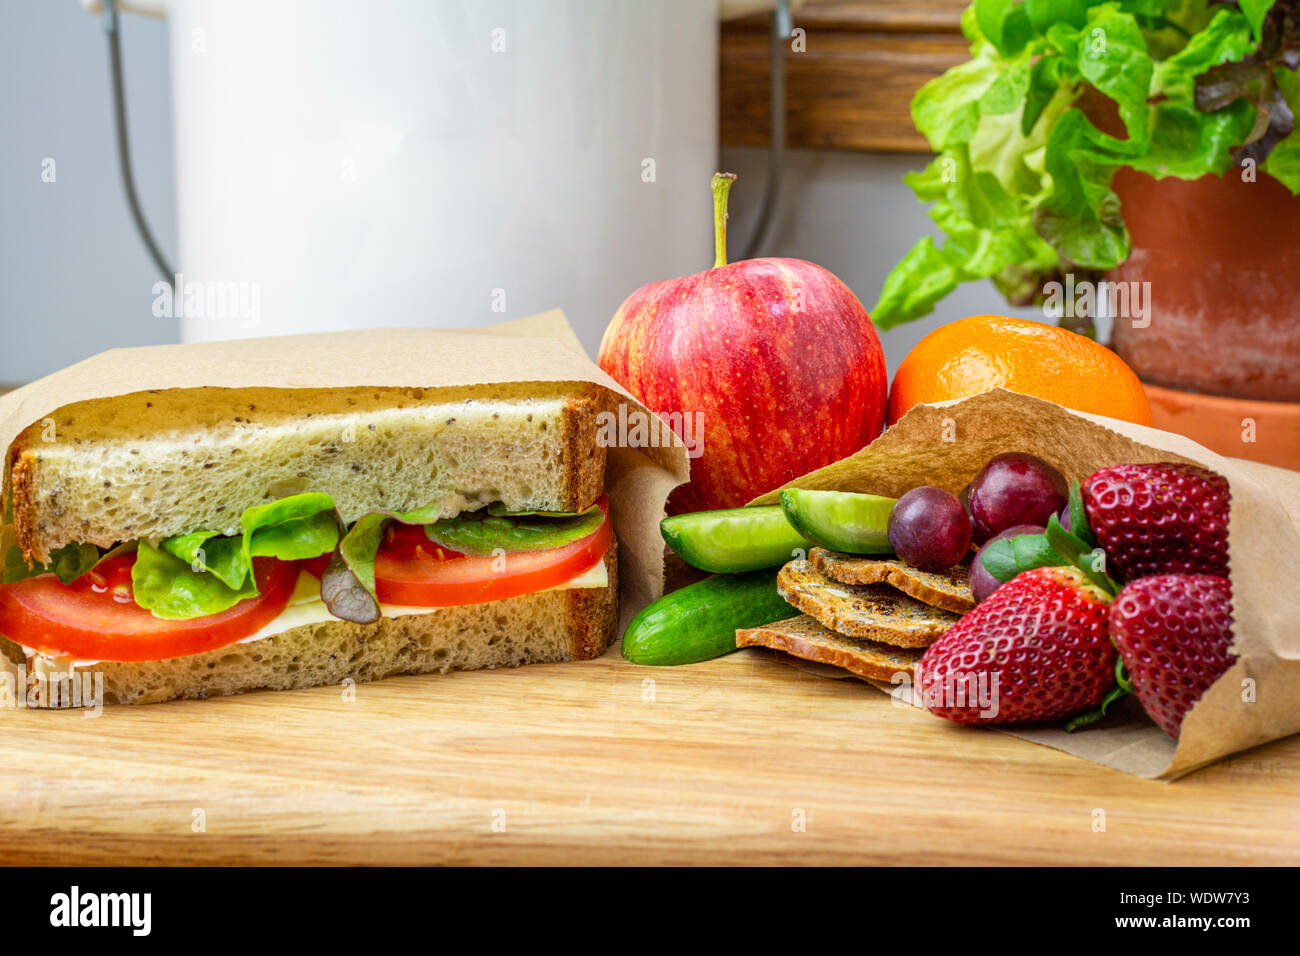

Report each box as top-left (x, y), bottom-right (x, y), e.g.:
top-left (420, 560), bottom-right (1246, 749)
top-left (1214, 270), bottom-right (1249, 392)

top-left (737, 614), bottom-right (923, 681)
top-left (809, 548), bottom-right (975, 613)
top-left (776, 560), bottom-right (960, 648)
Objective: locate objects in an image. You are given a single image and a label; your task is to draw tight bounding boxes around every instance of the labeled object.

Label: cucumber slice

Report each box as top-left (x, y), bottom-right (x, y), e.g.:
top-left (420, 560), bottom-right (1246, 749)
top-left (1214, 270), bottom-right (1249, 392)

top-left (622, 569), bottom-right (796, 666)
top-left (660, 505), bottom-right (811, 574)
top-left (779, 488), bottom-right (896, 554)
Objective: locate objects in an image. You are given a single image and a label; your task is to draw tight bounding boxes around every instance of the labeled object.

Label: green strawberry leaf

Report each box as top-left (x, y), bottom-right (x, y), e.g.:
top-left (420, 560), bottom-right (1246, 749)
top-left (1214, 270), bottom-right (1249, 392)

top-left (1046, 512), bottom-right (1118, 596)
top-left (979, 532), bottom-right (1057, 584)
top-left (1115, 656), bottom-right (1134, 693)
top-left (1065, 657), bottom-right (1133, 732)
top-left (1067, 479), bottom-right (1095, 549)
top-left (978, 508), bottom-right (1117, 592)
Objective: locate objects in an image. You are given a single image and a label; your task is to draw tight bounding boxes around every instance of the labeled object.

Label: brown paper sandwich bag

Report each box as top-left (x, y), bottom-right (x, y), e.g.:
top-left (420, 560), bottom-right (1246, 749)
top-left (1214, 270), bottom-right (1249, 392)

top-left (754, 388), bottom-right (1300, 780)
top-left (0, 311), bottom-right (690, 631)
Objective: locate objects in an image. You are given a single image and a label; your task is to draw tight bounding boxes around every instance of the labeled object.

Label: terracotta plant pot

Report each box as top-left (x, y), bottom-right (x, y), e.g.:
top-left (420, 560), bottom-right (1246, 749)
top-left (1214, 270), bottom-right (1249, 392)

top-left (1108, 167), bottom-right (1300, 402)
top-left (1143, 381), bottom-right (1300, 471)
top-left (1103, 166), bottom-right (1300, 470)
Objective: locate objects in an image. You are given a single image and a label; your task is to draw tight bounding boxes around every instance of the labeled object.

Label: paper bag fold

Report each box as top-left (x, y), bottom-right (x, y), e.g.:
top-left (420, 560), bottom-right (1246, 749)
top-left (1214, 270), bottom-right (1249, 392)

top-left (0, 310), bottom-right (690, 628)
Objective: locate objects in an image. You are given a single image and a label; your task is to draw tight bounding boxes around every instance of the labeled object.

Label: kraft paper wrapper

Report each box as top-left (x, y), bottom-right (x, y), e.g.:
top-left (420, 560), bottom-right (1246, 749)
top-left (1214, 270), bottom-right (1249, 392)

top-left (0, 310), bottom-right (690, 630)
top-left (753, 388), bottom-right (1300, 781)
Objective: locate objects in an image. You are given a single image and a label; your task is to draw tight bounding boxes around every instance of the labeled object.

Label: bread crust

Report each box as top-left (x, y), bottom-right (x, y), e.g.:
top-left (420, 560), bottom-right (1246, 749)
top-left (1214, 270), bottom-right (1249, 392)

top-left (8, 435), bottom-right (38, 566)
top-left (561, 382), bottom-right (610, 514)
top-left (566, 538), bottom-right (618, 660)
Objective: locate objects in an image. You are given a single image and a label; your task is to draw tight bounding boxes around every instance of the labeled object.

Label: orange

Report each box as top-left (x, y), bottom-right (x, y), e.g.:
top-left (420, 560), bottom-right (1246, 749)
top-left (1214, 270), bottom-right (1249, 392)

top-left (887, 314), bottom-right (1152, 426)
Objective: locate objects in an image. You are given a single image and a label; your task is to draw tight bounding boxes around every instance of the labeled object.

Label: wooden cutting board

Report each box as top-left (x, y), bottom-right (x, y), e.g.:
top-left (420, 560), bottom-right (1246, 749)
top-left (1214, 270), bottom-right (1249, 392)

top-left (1, 644), bottom-right (1297, 865)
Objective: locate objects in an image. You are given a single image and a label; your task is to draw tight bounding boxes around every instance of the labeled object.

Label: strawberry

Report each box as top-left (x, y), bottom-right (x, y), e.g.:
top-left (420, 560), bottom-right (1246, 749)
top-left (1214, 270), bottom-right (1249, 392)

top-left (919, 566), bottom-right (1115, 725)
top-left (1109, 573), bottom-right (1236, 739)
top-left (1081, 462), bottom-right (1229, 581)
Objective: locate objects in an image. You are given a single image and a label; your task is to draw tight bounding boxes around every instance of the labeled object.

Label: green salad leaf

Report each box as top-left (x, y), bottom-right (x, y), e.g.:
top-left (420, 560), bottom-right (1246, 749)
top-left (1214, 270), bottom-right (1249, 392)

top-left (1240, 0), bottom-right (1277, 42)
top-left (3, 541), bottom-right (101, 585)
top-left (871, 0), bottom-right (1296, 327)
top-left (133, 492), bottom-right (340, 620)
top-left (325, 502), bottom-right (607, 624)
top-left (1262, 65), bottom-right (1300, 191)
top-left (132, 540), bottom-right (259, 620)
top-left (424, 505), bottom-right (604, 557)
top-left (327, 502), bottom-right (445, 623)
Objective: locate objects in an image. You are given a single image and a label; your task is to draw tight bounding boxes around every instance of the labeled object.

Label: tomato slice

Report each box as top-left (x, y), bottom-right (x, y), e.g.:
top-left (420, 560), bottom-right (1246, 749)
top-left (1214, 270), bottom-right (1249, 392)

top-left (373, 497), bottom-right (612, 607)
top-left (0, 554), bottom-right (299, 662)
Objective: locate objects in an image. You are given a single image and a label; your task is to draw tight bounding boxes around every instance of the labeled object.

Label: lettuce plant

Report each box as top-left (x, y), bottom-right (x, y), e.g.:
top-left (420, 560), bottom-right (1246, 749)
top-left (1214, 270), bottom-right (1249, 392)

top-left (872, 0), bottom-right (1300, 328)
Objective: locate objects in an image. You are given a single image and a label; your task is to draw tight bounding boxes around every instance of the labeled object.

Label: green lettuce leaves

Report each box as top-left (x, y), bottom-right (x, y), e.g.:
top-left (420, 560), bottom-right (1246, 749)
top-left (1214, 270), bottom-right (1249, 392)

top-left (322, 502), bottom-right (608, 624)
top-left (132, 492), bottom-right (340, 620)
top-left (872, 0), bottom-right (1295, 328)
top-left (424, 505), bottom-right (605, 557)
top-left (3, 541), bottom-right (101, 585)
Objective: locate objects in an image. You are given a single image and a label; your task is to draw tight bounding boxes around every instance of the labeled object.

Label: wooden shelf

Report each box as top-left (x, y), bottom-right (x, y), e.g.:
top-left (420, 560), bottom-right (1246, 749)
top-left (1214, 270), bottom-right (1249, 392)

top-left (721, 0), bottom-right (968, 153)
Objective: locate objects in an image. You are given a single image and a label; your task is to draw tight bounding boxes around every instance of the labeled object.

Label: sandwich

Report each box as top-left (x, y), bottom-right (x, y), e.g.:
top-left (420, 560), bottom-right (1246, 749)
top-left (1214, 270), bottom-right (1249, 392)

top-left (0, 380), bottom-right (619, 706)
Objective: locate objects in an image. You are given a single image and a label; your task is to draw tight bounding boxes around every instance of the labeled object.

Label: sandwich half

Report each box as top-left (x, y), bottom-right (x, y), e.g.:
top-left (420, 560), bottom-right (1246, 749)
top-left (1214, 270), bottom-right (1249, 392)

top-left (0, 381), bottom-right (618, 706)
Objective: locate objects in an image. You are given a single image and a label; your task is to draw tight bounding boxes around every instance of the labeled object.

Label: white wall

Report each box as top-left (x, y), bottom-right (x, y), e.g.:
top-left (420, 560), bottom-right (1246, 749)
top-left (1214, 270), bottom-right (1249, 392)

top-left (0, 0), bottom-right (177, 384)
top-left (0, 2), bottom-right (1037, 385)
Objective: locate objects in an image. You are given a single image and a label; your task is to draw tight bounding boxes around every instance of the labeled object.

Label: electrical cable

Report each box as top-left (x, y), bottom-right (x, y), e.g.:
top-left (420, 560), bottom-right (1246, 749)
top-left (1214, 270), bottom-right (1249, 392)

top-left (103, 0), bottom-right (175, 282)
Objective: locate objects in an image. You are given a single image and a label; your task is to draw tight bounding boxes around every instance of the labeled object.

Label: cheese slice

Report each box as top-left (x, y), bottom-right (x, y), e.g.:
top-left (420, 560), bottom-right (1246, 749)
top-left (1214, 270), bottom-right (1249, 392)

top-left (237, 556), bottom-right (609, 645)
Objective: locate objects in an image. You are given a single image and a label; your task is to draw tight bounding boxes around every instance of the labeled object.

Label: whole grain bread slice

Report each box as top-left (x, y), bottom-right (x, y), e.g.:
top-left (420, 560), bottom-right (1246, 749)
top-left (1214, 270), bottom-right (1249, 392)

top-left (776, 559), bottom-right (960, 648)
top-left (737, 614), bottom-right (923, 681)
top-left (9, 381), bottom-right (608, 563)
top-left (809, 548), bottom-right (975, 613)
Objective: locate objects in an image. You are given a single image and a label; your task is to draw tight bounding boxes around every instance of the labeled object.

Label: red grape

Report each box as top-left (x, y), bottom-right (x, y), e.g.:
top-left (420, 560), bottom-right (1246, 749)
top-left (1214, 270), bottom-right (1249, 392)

top-left (887, 486), bottom-right (972, 572)
top-left (968, 452), bottom-right (1068, 543)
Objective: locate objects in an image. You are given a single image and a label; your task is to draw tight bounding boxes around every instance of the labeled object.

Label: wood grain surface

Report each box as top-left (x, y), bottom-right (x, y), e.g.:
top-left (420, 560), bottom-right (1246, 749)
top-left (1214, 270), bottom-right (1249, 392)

top-left (721, 0), bottom-right (968, 152)
top-left (2, 644), bottom-right (1296, 865)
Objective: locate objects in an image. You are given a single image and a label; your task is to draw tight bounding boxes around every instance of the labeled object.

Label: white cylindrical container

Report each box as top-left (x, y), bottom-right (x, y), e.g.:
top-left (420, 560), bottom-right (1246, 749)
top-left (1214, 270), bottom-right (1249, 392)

top-left (148, 0), bottom-right (718, 353)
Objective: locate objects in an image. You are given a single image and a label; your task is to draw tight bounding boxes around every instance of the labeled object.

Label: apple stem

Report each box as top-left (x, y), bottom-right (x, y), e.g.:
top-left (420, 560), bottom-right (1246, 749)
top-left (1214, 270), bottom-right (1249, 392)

top-left (711, 172), bottom-right (737, 269)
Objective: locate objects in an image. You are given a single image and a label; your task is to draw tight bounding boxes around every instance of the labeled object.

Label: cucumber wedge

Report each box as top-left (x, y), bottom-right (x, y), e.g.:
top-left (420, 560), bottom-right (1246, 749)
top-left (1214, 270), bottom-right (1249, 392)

top-left (621, 569), bottom-right (796, 666)
top-left (660, 505), bottom-right (810, 573)
top-left (779, 488), bottom-right (896, 555)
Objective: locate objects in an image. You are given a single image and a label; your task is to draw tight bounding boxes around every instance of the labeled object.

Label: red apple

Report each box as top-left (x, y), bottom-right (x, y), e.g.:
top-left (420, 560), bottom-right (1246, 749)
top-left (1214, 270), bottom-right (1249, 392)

top-left (598, 173), bottom-right (887, 513)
